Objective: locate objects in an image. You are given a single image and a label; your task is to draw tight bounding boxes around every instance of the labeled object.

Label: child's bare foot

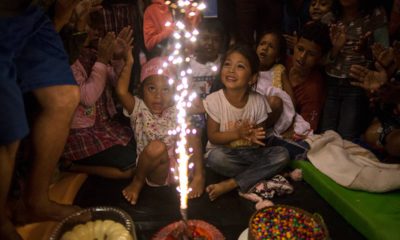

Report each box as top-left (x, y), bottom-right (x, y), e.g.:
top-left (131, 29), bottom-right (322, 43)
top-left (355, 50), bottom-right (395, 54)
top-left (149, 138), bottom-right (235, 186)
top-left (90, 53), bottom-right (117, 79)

top-left (0, 217), bottom-right (22, 240)
top-left (188, 176), bottom-right (205, 199)
top-left (206, 179), bottom-right (237, 201)
top-left (122, 178), bottom-right (143, 205)
top-left (12, 199), bottom-right (80, 225)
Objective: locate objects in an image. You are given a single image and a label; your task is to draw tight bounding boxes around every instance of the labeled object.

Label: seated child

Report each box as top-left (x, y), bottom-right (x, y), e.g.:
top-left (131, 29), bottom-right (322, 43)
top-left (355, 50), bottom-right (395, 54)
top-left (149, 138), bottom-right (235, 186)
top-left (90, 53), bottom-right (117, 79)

top-left (287, 21), bottom-right (331, 134)
top-left (256, 31), bottom-right (294, 100)
top-left (255, 31), bottom-right (295, 135)
top-left (204, 44), bottom-right (290, 201)
top-left (189, 18), bottom-right (225, 131)
top-left (62, 24), bottom-right (136, 179)
top-left (116, 56), bottom-right (205, 205)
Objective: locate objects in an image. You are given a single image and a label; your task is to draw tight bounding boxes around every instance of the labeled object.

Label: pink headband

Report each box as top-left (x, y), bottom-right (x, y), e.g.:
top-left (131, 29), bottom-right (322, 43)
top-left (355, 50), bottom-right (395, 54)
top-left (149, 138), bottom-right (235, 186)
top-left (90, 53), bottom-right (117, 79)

top-left (140, 57), bottom-right (172, 83)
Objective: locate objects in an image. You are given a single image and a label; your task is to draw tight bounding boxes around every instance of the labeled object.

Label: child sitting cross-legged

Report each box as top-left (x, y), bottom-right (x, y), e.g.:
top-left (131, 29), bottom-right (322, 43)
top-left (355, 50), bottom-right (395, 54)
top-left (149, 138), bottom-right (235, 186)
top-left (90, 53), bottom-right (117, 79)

top-left (116, 55), bottom-right (205, 205)
top-left (204, 44), bottom-right (290, 201)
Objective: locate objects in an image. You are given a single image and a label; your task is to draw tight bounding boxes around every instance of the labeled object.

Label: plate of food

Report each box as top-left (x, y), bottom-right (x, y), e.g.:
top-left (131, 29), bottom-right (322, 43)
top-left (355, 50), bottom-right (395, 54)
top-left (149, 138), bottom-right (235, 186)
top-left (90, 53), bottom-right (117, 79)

top-left (49, 206), bottom-right (136, 240)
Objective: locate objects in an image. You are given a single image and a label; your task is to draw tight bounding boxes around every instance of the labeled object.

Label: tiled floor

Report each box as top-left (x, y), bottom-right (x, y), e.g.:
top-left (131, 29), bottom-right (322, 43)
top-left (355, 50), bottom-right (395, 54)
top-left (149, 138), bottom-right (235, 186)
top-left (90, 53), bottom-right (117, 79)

top-left (74, 169), bottom-right (365, 240)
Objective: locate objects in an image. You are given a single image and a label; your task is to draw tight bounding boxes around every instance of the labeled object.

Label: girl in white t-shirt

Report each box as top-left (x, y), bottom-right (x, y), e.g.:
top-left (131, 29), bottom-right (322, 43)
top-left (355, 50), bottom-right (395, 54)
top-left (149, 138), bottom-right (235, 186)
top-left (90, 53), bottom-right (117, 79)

top-left (203, 44), bottom-right (290, 201)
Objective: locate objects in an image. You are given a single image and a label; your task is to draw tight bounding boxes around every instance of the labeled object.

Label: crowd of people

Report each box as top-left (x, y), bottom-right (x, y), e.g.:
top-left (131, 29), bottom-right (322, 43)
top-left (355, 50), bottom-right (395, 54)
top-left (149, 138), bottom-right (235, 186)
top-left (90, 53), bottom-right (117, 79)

top-left (1, 0), bottom-right (400, 239)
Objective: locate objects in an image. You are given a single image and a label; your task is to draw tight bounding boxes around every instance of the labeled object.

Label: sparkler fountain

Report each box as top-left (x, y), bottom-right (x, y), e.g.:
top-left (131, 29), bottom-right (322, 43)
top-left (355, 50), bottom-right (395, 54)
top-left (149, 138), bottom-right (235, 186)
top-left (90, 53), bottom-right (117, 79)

top-left (152, 1), bottom-right (224, 239)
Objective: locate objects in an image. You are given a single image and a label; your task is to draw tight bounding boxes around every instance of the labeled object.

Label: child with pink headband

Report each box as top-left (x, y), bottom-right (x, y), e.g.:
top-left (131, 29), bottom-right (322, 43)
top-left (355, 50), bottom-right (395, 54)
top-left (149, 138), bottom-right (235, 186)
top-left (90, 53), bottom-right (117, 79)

top-left (116, 56), bottom-right (205, 205)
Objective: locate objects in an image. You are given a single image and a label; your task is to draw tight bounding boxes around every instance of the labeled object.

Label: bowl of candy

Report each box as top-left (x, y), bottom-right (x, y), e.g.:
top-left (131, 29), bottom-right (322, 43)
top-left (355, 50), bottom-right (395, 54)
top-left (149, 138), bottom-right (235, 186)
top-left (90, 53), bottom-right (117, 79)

top-left (49, 206), bottom-right (136, 240)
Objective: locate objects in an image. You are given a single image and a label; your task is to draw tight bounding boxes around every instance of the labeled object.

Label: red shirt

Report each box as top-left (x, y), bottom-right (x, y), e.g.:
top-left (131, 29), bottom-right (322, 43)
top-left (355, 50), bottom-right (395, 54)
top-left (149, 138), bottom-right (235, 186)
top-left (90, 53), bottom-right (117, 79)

top-left (288, 58), bottom-right (326, 131)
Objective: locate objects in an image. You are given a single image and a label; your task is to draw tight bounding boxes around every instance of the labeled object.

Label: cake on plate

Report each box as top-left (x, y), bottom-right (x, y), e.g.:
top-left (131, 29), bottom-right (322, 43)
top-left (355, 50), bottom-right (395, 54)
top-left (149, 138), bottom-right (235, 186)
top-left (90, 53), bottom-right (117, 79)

top-left (152, 220), bottom-right (224, 240)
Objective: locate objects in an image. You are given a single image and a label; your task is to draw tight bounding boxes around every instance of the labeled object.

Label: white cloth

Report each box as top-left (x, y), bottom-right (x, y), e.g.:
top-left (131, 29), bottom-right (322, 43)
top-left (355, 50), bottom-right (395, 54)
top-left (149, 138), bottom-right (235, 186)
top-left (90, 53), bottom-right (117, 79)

top-left (306, 130), bottom-right (400, 192)
top-left (257, 86), bottom-right (312, 137)
top-left (258, 86), bottom-right (295, 135)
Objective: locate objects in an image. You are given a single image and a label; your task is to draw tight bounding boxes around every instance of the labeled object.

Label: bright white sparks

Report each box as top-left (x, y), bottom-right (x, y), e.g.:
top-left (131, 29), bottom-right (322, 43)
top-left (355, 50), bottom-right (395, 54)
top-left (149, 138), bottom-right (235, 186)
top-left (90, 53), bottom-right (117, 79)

top-left (162, 1), bottom-right (205, 212)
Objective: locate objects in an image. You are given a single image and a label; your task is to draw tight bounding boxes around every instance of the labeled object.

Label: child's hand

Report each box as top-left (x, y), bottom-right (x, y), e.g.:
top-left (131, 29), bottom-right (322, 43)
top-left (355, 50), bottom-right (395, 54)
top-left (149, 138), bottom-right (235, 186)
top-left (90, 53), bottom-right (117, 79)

top-left (372, 43), bottom-right (395, 69)
top-left (353, 31), bottom-right (372, 55)
top-left (97, 32), bottom-right (116, 64)
top-left (237, 123), bottom-right (266, 146)
top-left (283, 31), bottom-right (297, 51)
top-left (329, 23), bottom-right (346, 56)
top-left (349, 62), bottom-right (388, 92)
top-left (114, 26), bottom-right (134, 60)
top-left (247, 127), bottom-right (266, 146)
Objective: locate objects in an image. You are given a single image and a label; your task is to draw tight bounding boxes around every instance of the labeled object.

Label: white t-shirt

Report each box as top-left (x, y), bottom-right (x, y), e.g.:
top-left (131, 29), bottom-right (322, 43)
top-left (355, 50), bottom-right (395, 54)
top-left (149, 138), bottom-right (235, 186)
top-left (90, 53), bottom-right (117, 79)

top-left (203, 89), bottom-right (271, 151)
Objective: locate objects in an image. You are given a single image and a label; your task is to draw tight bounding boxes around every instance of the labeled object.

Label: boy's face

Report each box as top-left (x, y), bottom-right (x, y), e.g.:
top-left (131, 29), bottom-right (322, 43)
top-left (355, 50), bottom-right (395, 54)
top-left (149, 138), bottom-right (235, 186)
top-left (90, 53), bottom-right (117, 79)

top-left (293, 37), bottom-right (322, 73)
top-left (309, 0), bottom-right (332, 21)
top-left (196, 30), bottom-right (222, 62)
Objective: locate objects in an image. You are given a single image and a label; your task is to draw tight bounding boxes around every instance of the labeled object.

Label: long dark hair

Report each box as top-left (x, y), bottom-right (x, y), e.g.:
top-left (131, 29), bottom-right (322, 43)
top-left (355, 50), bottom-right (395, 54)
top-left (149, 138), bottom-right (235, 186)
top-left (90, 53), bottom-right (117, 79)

top-left (221, 44), bottom-right (260, 75)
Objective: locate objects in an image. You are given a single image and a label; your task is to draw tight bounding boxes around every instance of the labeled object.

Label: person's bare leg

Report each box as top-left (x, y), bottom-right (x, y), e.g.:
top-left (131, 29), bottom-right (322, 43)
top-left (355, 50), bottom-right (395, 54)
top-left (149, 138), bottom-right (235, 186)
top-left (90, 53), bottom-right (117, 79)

top-left (187, 134), bottom-right (205, 199)
top-left (206, 178), bottom-right (238, 201)
top-left (122, 140), bottom-right (169, 205)
top-left (0, 141), bottom-right (23, 240)
top-left (20, 85), bottom-right (80, 222)
top-left (67, 163), bottom-right (135, 179)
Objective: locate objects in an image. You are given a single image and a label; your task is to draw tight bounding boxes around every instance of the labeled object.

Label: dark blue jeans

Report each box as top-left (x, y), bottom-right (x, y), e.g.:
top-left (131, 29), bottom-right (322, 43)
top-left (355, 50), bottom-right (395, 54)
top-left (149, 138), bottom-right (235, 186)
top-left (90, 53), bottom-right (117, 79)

top-left (206, 146), bottom-right (289, 192)
top-left (320, 76), bottom-right (369, 140)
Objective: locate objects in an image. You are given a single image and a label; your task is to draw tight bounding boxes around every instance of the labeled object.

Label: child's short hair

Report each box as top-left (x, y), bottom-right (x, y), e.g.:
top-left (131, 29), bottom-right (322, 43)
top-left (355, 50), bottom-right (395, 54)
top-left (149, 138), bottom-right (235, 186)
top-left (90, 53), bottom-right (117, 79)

top-left (197, 18), bottom-right (227, 51)
top-left (222, 44), bottom-right (260, 75)
top-left (298, 21), bottom-right (332, 55)
top-left (197, 18), bottom-right (225, 36)
top-left (256, 31), bottom-right (287, 65)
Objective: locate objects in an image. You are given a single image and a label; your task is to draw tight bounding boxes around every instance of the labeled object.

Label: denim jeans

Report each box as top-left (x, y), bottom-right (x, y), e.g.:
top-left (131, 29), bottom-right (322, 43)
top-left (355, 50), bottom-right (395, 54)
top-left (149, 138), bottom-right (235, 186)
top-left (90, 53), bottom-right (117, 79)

top-left (320, 76), bottom-right (369, 140)
top-left (206, 146), bottom-right (289, 192)
top-left (265, 136), bottom-right (309, 160)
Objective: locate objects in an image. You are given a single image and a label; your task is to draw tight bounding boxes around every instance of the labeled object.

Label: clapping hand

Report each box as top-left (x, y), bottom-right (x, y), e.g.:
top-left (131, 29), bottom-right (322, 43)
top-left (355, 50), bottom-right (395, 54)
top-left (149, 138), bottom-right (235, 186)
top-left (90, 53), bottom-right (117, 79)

top-left (349, 62), bottom-right (388, 92)
top-left (237, 122), bottom-right (266, 146)
top-left (97, 32), bottom-right (116, 64)
top-left (371, 43), bottom-right (395, 69)
top-left (114, 26), bottom-right (134, 60)
top-left (329, 23), bottom-right (346, 57)
top-left (283, 31), bottom-right (297, 51)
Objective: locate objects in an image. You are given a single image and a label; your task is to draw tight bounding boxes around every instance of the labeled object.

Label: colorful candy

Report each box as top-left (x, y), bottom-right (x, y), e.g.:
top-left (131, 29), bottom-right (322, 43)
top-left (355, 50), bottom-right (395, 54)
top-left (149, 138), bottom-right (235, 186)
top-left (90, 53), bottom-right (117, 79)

top-left (249, 205), bottom-right (327, 240)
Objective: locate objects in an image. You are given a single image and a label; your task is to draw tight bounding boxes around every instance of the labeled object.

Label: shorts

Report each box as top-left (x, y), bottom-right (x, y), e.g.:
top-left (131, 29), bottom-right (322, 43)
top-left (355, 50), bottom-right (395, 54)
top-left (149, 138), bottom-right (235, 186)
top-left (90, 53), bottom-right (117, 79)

top-left (0, 6), bottom-right (76, 145)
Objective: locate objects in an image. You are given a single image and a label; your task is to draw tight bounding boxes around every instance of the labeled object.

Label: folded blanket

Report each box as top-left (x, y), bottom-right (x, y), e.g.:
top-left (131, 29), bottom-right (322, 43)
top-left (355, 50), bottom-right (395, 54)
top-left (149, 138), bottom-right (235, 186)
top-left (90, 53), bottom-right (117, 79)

top-left (306, 130), bottom-right (400, 192)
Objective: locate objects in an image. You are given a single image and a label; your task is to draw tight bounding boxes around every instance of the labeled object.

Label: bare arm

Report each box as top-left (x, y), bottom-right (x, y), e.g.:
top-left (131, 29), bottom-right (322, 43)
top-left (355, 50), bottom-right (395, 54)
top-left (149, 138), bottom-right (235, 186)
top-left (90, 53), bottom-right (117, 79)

top-left (207, 116), bottom-right (239, 145)
top-left (115, 48), bottom-right (135, 114)
top-left (281, 70), bottom-right (295, 105)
